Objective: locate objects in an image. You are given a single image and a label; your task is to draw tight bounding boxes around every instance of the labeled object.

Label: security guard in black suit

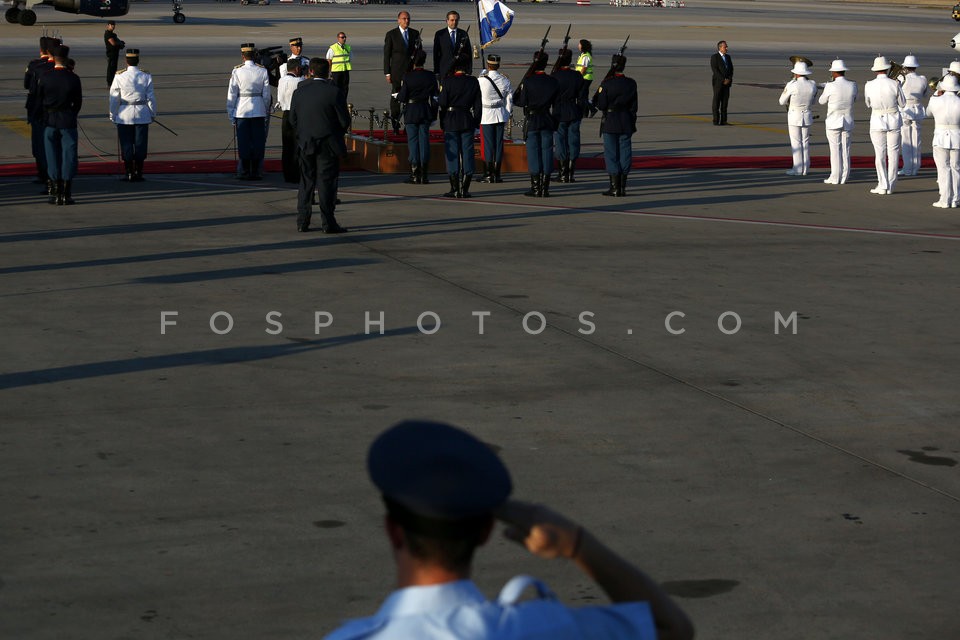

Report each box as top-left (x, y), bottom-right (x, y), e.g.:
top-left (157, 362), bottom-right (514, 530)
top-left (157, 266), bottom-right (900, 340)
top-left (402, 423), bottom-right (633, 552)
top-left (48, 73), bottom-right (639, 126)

top-left (595, 54), bottom-right (638, 197)
top-left (24, 36), bottom-right (57, 191)
top-left (513, 52), bottom-right (559, 197)
top-left (397, 49), bottom-right (439, 185)
top-left (383, 11), bottom-right (420, 135)
top-left (551, 49), bottom-right (587, 184)
top-left (289, 58), bottom-right (350, 234)
top-left (438, 53), bottom-right (481, 199)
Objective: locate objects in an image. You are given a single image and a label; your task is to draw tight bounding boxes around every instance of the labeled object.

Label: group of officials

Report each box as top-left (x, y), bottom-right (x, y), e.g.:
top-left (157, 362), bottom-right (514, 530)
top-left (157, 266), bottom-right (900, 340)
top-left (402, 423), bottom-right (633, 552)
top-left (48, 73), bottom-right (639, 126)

top-left (774, 53), bottom-right (960, 207)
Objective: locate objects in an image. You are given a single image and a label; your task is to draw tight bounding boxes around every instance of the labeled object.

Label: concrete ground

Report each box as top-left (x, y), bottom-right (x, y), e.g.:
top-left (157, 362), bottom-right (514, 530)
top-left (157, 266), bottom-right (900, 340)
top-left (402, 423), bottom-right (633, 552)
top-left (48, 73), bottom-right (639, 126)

top-left (0, 1), bottom-right (957, 638)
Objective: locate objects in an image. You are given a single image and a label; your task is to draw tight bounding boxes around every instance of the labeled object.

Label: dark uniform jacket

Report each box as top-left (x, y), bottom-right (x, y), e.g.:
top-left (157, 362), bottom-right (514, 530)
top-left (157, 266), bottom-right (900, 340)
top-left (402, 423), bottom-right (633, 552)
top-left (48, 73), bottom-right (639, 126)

top-left (383, 27), bottom-right (420, 81)
top-left (512, 71), bottom-right (559, 132)
top-left (711, 51), bottom-right (733, 88)
top-left (289, 79), bottom-right (350, 156)
top-left (36, 67), bottom-right (83, 129)
top-left (438, 72), bottom-right (481, 132)
top-left (104, 30), bottom-right (123, 58)
top-left (596, 73), bottom-right (637, 135)
top-left (551, 67), bottom-right (586, 123)
top-left (398, 68), bottom-right (440, 125)
top-left (24, 57), bottom-right (54, 123)
top-left (433, 27), bottom-right (472, 79)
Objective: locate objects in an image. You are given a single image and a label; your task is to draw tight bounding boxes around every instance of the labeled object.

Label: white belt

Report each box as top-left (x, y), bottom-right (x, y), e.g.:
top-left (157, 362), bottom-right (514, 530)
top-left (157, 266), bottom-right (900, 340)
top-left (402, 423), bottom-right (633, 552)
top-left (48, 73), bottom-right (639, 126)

top-left (873, 107), bottom-right (899, 115)
top-left (483, 101), bottom-right (503, 108)
top-left (905, 99), bottom-right (920, 105)
top-left (788, 106), bottom-right (809, 112)
top-left (936, 124), bottom-right (960, 130)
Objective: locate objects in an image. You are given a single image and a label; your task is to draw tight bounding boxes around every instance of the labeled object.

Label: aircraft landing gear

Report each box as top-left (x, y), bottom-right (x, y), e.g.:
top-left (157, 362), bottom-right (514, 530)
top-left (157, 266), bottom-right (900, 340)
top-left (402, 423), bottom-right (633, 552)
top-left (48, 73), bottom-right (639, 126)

top-left (19, 8), bottom-right (36, 25)
top-left (172, 0), bottom-right (185, 23)
top-left (5, 6), bottom-right (21, 23)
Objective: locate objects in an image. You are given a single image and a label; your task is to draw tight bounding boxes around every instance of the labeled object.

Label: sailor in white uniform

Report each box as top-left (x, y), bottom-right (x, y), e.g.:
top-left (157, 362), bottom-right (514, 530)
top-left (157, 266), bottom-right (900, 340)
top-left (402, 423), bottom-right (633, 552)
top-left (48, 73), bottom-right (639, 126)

top-left (817, 59), bottom-right (858, 185)
top-left (898, 54), bottom-right (928, 177)
top-left (778, 60), bottom-right (818, 176)
top-left (926, 74), bottom-right (960, 207)
top-left (864, 56), bottom-right (906, 195)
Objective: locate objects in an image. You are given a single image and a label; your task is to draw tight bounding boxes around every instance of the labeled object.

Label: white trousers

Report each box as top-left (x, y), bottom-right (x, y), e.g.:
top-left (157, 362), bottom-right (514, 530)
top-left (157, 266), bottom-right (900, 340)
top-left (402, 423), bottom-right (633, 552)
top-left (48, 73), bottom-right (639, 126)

top-left (870, 128), bottom-right (901, 191)
top-left (933, 145), bottom-right (959, 206)
top-left (825, 128), bottom-right (851, 184)
top-left (788, 124), bottom-right (810, 174)
top-left (900, 119), bottom-right (921, 175)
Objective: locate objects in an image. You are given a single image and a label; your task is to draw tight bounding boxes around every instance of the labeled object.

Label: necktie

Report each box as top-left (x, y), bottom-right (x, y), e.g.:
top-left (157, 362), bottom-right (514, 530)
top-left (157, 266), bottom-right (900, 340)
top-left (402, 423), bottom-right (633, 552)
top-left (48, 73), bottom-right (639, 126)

top-left (451, 30), bottom-right (456, 48)
top-left (402, 30), bottom-right (408, 47)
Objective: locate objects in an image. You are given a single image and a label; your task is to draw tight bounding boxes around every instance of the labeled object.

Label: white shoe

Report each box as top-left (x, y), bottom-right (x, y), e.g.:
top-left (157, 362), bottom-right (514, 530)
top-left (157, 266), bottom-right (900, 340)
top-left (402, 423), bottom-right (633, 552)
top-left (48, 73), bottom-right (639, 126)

top-left (932, 201), bottom-right (949, 208)
top-left (869, 187), bottom-right (885, 194)
top-left (823, 178), bottom-right (838, 185)
top-left (785, 170), bottom-right (798, 176)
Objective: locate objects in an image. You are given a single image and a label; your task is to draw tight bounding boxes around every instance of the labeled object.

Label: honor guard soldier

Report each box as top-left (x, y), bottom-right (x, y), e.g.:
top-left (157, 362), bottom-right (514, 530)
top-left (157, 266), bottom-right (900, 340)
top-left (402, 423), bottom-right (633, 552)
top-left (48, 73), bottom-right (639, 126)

top-left (818, 59), bottom-right (858, 185)
top-left (276, 59), bottom-right (304, 184)
top-left (513, 52), bottom-right (560, 197)
top-left (398, 49), bottom-right (440, 185)
top-left (552, 48), bottom-right (586, 183)
top-left (478, 53), bottom-right (512, 184)
top-left (326, 32), bottom-right (352, 98)
top-left (227, 43), bottom-right (271, 181)
top-left (898, 55), bottom-right (928, 177)
top-left (596, 54), bottom-right (638, 197)
top-left (109, 49), bottom-right (157, 182)
top-left (576, 39), bottom-right (594, 112)
top-left (322, 419), bottom-right (695, 640)
top-left (25, 36), bottom-right (57, 190)
top-left (36, 44), bottom-right (82, 206)
top-left (104, 21), bottom-right (125, 88)
top-left (438, 52), bottom-right (481, 198)
top-left (926, 75), bottom-right (960, 208)
top-left (288, 37), bottom-right (309, 72)
top-left (778, 59), bottom-right (818, 177)
top-left (864, 56), bottom-right (906, 195)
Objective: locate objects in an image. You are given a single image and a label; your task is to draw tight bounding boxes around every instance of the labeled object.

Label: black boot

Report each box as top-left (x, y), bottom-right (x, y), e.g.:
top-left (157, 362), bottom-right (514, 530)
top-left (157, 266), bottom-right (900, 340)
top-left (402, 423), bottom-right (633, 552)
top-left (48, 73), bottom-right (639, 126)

top-left (45, 179), bottom-right (55, 198)
top-left (444, 174), bottom-right (459, 198)
top-left (524, 174), bottom-right (539, 197)
top-left (248, 160), bottom-right (262, 181)
top-left (540, 173), bottom-right (550, 198)
top-left (133, 159), bottom-right (145, 182)
top-left (48, 179), bottom-right (60, 205)
top-left (420, 165), bottom-right (430, 184)
top-left (61, 180), bottom-right (74, 205)
top-left (618, 173), bottom-right (628, 197)
top-left (557, 159), bottom-right (568, 183)
top-left (480, 164), bottom-right (494, 184)
top-left (122, 160), bottom-right (134, 182)
top-left (603, 174), bottom-right (618, 196)
top-left (493, 162), bottom-right (503, 183)
top-left (405, 164), bottom-right (418, 184)
top-left (460, 174), bottom-right (472, 198)
top-left (238, 160), bottom-right (251, 180)
top-left (568, 160), bottom-right (576, 183)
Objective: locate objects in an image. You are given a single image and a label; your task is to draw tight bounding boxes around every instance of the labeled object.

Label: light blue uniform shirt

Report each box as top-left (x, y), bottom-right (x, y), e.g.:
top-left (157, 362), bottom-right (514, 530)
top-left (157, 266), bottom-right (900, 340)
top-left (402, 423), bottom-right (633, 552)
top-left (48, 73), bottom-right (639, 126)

top-left (324, 575), bottom-right (657, 639)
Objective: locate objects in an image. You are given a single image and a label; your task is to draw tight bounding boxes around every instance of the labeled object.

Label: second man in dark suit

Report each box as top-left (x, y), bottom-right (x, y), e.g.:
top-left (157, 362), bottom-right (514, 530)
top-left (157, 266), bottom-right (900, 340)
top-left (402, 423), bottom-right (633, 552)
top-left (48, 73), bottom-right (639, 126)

top-left (383, 10), bottom-right (420, 135)
top-left (433, 11), bottom-right (472, 82)
top-left (710, 40), bottom-right (733, 126)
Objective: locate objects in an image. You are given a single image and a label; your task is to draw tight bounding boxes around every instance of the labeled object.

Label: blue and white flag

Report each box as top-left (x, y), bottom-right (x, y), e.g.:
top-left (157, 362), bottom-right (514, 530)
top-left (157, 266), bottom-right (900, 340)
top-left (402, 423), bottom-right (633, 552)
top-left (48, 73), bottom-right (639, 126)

top-left (478, 0), bottom-right (514, 49)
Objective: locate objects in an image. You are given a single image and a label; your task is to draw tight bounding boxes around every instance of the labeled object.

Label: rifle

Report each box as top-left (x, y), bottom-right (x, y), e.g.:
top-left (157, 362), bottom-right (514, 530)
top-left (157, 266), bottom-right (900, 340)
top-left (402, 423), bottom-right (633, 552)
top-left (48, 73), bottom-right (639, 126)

top-left (588, 34), bottom-right (629, 117)
top-left (408, 35), bottom-right (423, 72)
top-left (551, 24), bottom-right (572, 74)
top-left (522, 25), bottom-right (551, 81)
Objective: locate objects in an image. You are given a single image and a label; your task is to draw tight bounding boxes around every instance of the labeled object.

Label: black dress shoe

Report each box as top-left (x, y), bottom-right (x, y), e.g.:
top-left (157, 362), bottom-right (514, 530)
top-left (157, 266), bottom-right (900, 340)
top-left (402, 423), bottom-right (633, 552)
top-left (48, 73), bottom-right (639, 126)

top-left (323, 225), bottom-right (348, 234)
top-left (297, 224), bottom-right (310, 232)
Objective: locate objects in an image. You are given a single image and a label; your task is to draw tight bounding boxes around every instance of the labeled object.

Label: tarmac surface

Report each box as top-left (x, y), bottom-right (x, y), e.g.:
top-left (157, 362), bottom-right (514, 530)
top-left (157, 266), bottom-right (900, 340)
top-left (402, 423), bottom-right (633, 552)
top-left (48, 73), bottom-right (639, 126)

top-left (1, 1), bottom-right (958, 638)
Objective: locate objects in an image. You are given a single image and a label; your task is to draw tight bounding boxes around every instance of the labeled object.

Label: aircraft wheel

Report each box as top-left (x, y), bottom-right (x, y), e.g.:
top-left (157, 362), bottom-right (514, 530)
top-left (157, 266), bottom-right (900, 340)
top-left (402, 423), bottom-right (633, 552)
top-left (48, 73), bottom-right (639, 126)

top-left (173, 11), bottom-right (186, 23)
top-left (19, 8), bottom-right (37, 25)
top-left (5, 7), bottom-right (21, 23)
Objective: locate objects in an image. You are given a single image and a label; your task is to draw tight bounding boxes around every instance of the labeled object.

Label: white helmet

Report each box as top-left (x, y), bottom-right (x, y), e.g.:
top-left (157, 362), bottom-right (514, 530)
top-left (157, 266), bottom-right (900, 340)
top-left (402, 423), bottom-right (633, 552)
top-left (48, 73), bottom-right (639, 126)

top-left (828, 59), bottom-right (848, 73)
top-left (902, 54), bottom-right (919, 68)
top-left (871, 56), bottom-right (892, 72)
top-left (940, 74), bottom-right (960, 93)
top-left (789, 61), bottom-right (812, 76)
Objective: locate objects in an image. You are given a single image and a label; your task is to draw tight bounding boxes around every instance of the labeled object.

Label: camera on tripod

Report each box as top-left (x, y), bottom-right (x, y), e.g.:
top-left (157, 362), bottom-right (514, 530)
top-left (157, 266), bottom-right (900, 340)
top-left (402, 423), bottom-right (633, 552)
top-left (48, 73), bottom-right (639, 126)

top-left (254, 45), bottom-right (288, 86)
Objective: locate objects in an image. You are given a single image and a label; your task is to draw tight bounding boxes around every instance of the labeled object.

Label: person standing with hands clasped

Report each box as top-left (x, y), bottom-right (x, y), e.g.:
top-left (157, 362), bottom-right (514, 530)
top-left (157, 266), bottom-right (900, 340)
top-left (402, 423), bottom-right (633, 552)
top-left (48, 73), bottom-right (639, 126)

top-left (710, 40), bottom-right (733, 126)
top-left (104, 21), bottom-right (125, 88)
top-left (322, 419), bottom-right (694, 640)
top-left (384, 11), bottom-right (419, 135)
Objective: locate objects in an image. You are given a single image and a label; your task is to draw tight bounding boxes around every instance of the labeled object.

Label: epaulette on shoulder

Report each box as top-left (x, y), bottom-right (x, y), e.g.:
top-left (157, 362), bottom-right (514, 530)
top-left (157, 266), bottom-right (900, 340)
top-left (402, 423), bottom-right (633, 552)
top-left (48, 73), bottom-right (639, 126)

top-left (234, 63), bottom-right (244, 69)
top-left (116, 68), bottom-right (127, 74)
top-left (255, 63), bottom-right (265, 68)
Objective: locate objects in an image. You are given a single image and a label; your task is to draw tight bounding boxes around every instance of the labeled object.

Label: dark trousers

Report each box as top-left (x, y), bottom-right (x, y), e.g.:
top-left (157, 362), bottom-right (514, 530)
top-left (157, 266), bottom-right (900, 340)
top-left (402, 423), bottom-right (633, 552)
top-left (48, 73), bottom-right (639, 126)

top-left (443, 130), bottom-right (474, 175)
top-left (236, 117), bottom-right (266, 163)
top-left (602, 132), bottom-right (632, 175)
top-left (555, 120), bottom-right (582, 161)
top-left (117, 123), bottom-right (149, 162)
top-left (281, 111), bottom-right (299, 183)
top-left (331, 71), bottom-right (350, 98)
top-left (106, 54), bottom-right (119, 88)
top-left (31, 120), bottom-right (47, 177)
top-left (297, 138), bottom-right (341, 231)
top-left (712, 83), bottom-right (730, 124)
top-left (525, 129), bottom-right (553, 175)
top-left (481, 122), bottom-right (505, 165)
top-left (44, 126), bottom-right (78, 181)
top-left (406, 123), bottom-right (430, 165)
top-left (389, 76), bottom-right (404, 129)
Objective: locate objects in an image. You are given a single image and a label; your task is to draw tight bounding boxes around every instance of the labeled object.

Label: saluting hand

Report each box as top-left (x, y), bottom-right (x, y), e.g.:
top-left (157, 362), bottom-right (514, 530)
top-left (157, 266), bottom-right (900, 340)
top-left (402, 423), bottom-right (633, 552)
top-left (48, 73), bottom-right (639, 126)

top-left (495, 499), bottom-right (583, 560)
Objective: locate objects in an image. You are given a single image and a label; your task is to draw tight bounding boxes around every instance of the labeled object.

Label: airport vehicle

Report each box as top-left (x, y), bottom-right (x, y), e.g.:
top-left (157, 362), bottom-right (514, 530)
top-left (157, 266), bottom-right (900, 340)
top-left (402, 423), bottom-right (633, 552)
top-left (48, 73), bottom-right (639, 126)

top-left (3, 0), bottom-right (186, 25)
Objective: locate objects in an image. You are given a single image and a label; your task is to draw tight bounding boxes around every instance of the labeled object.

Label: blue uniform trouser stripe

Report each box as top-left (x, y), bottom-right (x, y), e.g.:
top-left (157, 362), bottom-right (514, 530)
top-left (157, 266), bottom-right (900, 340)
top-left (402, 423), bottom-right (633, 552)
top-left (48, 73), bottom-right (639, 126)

top-left (603, 132), bottom-right (632, 175)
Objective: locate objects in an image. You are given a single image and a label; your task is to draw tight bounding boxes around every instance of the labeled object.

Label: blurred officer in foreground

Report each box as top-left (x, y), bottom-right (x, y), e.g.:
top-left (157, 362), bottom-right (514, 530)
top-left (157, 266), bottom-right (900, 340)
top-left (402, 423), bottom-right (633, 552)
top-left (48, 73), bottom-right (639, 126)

top-left (109, 48), bottom-right (157, 182)
top-left (438, 52), bottom-right (481, 198)
top-left (926, 74), bottom-right (960, 208)
top-left (227, 43), bottom-right (271, 181)
top-left (818, 59), bottom-right (858, 185)
top-left (398, 49), bottom-right (439, 185)
top-left (552, 48), bottom-right (586, 183)
top-left (513, 51), bottom-right (559, 197)
top-left (478, 53), bottom-right (512, 184)
top-left (37, 44), bottom-right (82, 206)
top-left (898, 54), bottom-right (928, 177)
top-left (277, 59), bottom-right (305, 184)
top-left (596, 54), bottom-right (638, 197)
top-left (323, 419), bottom-right (695, 640)
top-left (777, 59), bottom-right (817, 177)
top-left (289, 58), bottom-right (349, 234)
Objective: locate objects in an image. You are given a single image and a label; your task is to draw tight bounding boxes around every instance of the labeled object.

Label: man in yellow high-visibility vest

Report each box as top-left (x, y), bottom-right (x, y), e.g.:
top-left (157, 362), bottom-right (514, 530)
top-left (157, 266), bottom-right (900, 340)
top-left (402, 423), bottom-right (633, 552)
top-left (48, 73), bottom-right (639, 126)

top-left (326, 32), bottom-right (352, 98)
top-left (576, 39), bottom-right (594, 116)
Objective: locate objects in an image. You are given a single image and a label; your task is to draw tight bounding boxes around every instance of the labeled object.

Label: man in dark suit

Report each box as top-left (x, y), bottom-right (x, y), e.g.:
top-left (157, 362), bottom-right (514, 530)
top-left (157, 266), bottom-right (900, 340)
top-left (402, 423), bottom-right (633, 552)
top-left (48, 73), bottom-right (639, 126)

top-left (710, 40), bottom-right (733, 125)
top-left (383, 10), bottom-right (420, 135)
top-left (433, 10), bottom-right (472, 82)
top-left (289, 58), bottom-right (350, 234)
